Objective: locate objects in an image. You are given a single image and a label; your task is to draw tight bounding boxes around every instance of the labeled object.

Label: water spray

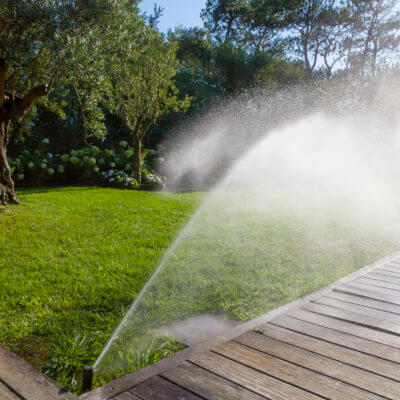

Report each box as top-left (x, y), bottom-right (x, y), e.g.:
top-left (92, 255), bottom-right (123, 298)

top-left (82, 365), bottom-right (94, 392)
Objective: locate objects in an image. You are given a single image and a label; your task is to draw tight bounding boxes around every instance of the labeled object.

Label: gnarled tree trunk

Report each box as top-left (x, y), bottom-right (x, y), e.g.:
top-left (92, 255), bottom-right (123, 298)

top-left (0, 58), bottom-right (48, 204)
top-left (0, 120), bottom-right (19, 204)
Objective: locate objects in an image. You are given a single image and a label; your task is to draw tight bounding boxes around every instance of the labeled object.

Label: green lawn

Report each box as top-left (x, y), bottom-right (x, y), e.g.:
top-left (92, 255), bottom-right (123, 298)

top-left (0, 187), bottom-right (203, 393)
top-left (1, 187), bottom-right (399, 395)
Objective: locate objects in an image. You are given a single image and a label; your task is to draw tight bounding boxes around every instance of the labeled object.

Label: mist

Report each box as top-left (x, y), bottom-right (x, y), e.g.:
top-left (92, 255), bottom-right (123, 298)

top-left (94, 75), bottom-right (400, 379)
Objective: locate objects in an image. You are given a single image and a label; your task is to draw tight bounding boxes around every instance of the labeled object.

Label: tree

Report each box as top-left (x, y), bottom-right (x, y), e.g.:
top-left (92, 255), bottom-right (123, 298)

top-left (110, 23), bottom-right (191, 184)
top-left (342, 0), bottom-right (400, 76)
top-left (0, 0), bottom-right (129, 204)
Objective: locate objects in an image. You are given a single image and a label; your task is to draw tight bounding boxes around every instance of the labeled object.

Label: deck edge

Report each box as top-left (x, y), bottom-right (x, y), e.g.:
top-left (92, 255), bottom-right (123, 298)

top-left (80, 250), bottom-right (400, 400)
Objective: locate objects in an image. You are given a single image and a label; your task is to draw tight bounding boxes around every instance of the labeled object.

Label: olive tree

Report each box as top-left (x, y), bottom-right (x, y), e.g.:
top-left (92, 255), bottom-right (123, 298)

top-left (111, 22), bottom-right (191, 184)
top-left (0, 0), bottom-right (137, 204)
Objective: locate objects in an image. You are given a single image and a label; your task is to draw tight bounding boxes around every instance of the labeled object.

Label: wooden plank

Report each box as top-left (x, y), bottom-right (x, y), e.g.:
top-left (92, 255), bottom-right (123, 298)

top-left (234, 331), bottom-right (400, 399)
top-left (81, 252), bottom-right (400, 400)
top-left (258, 322), bottom-right (400, 381)
top-left (0, 382), bottom-right (22, 400)
top-left (131, 375), bottom-right (202, 400)
top-left (313, 296), bottom-right (400, 324)
top-left (374, 269), bottom-right (400, 278)
top-left (270, 314), bottom-right (400, 363)
top-left (335, 283), bottom-right (400, 305)
top-left (0, 345), bottom-right (76, 400)
top-left (113, 392), bottom-right (142, 400)
top-left (325, 291), bottom-right (400, 315)
top-left (346, 281), bottom-right (400, 296)
top-left (302, 302), bottom-right (400, 335)
top-left (161, 362), bottom-right (265, 400)
top-left (356, 277), bottom-right (400, 291)
top-left (368, 272), bottom-right (400, 285)
top-left (287, 308), bottom-right (400, 348)
top-left (210, 341), bottom-right (384, 400)
top-left (189, 351), bottom-right (324, 400)
top-left (375, 265), bottom-right (400, 274)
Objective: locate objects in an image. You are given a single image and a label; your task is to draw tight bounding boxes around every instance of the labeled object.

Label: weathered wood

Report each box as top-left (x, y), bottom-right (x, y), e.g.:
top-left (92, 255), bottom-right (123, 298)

top-left (345, 280), bottom-right (400, 296)
top-left (335, 283), bottom-right (400, 305)
top-left (313, 296), bottom-right (400, 324)
top-left (302, 301), bottom-right (400, 335)
top-left (374, 268), bottom-right (400, 278)
top-left (131, 375), bottom-right (202, 400)
top-left (271, 314), bottom-right (400, 362)
top-left (113, 392), bottom-right (141, 400)
top-left (258, 322), bottom-right (400, 381)
top-left (0, 345), bottom-right (76, 400)
top-left (356, 277), bottom-right (400, 291)
top-left (0, 382), bottom-right (22, 400)
top-left (80, 252), bottom-right (400, 400)
top-left (325, 291), bottom-right (400, 315)
top-left (368, 272), bottom-right (400, 285)
top-left (211, 341), bottom-right (384, 400)
top-left (234, 331), bottom-right (400, 399)
top-left (161, 362), bottom-right (265, 400)
top-left (374, 265), bottom-right (400, 274)
top-left (190, 350), bottom-right (323, 400)
top-left (287, 308), bottom-right (400, 348)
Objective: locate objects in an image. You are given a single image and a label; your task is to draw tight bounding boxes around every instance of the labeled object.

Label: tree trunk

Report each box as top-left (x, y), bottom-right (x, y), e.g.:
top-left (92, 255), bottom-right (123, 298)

top-left (133, 137), bottom-right (142, 185)
top-left (0, 121), bottom-right (20, 205)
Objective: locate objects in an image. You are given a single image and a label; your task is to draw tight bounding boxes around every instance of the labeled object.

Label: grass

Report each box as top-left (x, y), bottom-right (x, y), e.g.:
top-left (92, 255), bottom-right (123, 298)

top-left (0, 187), bottom-right (202, 393)
top-left (1, 186), bottom-right (399, 394)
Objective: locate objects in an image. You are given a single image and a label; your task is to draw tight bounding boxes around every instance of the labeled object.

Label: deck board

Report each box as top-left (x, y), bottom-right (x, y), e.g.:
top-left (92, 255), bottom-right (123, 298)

top-left (77, 252), bottom-right (400, 400)
top-left (5, 254), bottom-right (400, 400)
top-left (0, 382), bottom-right (23, 400)
top-left (258, 322), bottom-right (400, 380)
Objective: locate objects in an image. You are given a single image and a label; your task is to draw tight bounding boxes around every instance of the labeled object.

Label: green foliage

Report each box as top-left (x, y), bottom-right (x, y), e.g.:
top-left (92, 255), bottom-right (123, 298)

top-left (9, 143), bottom-right (165, 189)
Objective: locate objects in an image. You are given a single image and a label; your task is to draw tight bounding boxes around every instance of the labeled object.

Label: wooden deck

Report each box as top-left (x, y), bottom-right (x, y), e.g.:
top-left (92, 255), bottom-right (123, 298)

top-left (3, 252), bottom-right (400, 400)
top-left (81, 252), bottom-right (400, 400)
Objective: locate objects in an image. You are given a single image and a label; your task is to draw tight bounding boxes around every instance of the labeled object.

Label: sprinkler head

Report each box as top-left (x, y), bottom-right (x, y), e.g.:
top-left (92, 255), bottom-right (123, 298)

top-left (82, 365), bottom-right (94, 392)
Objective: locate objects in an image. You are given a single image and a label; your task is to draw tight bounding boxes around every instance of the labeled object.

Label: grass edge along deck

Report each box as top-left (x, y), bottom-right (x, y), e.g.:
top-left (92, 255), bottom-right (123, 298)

top-left (79, 250), bottom-right (400, 400)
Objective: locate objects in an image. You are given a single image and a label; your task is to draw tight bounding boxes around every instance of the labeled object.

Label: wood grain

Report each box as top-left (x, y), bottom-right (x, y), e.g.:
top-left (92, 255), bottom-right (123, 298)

top-left (302, 301), bottom-right (400, 335)
top-left (271, 314), bottom-right (400, 362)
top-left (190, 350), bottom-right (323, 400)
top-left (325, 290), bottom-right (400, 315)
top-left (258, 322), bottom-right (400, 380)
top-left (286, 308), bottom-right (400, 348)
top-left (335, 283), bottom-right (400, 305)
top-left (0, 345), bottom-right (76, 400)
top-left (0, 382), bottom-right (22, 400)
top-left (313, 296), bottom-right (400, 324)
top-left (132, 376), bottom-right (202, 400)
top-left (234, 331), bottom-right (400, 399)
top-left (161, 362), bottom-right (264, 400)
top-left (211, 341), bottom-right (384, 400)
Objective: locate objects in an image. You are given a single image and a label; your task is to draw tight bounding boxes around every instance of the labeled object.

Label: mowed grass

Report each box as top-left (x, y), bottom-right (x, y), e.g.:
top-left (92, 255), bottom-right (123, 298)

top-left (0, 187), bottom-right (203, 393)
top-left (1, 187), bottom-right (399, 394)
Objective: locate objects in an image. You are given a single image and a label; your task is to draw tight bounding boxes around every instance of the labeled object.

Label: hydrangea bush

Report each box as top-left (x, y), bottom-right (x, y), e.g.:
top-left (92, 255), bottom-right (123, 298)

top-left (9, 139), bottom-right (165, 190)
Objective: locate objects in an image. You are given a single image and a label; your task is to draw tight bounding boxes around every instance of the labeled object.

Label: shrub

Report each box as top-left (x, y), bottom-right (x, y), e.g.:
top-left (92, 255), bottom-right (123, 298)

top-left (10, 143), bottom-right (165, 190)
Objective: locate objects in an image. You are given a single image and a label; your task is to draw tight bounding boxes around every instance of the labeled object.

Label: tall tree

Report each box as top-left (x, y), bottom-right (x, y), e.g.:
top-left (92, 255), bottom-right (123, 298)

top-left (0, 0), bottom-right (131, 204)
top-left (110, 22), bottom-right (191, 184)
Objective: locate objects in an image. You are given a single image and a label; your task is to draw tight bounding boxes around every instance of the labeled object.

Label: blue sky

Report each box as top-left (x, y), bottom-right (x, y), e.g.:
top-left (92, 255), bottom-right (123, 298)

top-left (139, 0), bottom-right (206, 32)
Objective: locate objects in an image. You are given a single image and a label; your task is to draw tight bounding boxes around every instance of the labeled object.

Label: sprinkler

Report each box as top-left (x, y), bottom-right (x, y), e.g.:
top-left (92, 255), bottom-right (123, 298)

top-left (82, 365), bottom-right (94, 392)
